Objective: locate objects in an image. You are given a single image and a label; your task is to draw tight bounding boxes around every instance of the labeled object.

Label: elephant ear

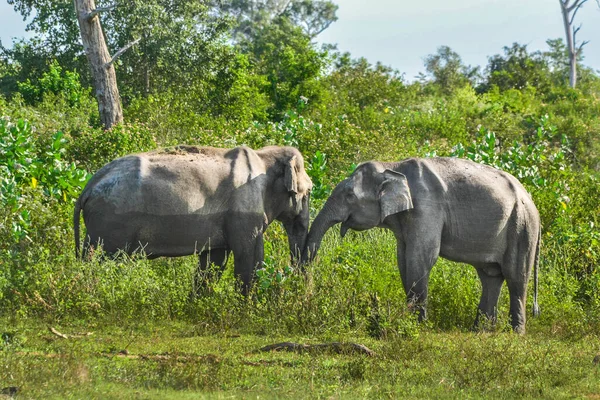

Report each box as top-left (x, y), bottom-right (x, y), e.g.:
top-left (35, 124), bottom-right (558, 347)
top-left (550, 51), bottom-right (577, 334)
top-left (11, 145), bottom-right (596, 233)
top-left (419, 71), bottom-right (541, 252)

top-left (284, 155), bottom-right (298, 194)
top-left (378, 169), bottom-right (414, 222)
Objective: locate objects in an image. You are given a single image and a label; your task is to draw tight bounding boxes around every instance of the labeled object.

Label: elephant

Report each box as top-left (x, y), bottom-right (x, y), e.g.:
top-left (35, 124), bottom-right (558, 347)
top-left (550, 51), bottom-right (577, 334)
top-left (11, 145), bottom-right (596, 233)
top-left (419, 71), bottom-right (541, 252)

top-left (74, 145), bottom-right (313, 294)
top-left (304, 157), bottom-right (540, 333)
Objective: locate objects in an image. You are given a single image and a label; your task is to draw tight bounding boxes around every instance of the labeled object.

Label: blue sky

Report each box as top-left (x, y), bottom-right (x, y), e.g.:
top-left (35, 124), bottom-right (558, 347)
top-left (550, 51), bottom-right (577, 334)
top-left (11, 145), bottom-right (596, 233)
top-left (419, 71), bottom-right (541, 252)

top-left (2, 0), bottom-right (599, 81)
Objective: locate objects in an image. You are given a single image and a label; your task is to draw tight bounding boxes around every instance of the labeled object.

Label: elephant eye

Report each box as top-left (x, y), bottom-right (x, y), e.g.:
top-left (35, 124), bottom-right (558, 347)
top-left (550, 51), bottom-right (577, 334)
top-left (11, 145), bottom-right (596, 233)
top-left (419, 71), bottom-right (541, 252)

top-left (346, 190), bottom-right (357, 202)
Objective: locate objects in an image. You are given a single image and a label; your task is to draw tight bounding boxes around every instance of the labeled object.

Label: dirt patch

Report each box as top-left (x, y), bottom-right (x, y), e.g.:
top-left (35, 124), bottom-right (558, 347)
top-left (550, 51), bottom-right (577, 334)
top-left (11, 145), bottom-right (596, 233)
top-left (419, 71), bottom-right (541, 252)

top-left (157, 145), bottom-right (219, 156)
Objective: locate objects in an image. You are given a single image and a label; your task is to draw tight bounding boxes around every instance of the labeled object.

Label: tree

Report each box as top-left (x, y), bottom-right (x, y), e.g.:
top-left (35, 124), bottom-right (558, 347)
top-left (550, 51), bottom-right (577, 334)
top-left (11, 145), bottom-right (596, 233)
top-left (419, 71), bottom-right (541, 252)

top-left (558, 0), bottom-right (596, 88)
top-left (482, 43), bottom-right (551, 93)
top-left (421, 46), bottom-right (479, 94)
top-left (0, 38), bottom-right (59, 97)
top-left (100, 1), bottom-right (236, 100)
top-left (325, 53), bottom-right (406, 113)
top-left (6, 0), bottom-right (257, 108)
top-left (211, 0), bottom-right (338, 41)
top-left (240, 16), bottom-right (327, 118)
top-left (6, 0), bottom-right (135, 128)
top-left (284, 0), bottom-right (338, 38)
top-left (74, 0), bottom-right (133, 129)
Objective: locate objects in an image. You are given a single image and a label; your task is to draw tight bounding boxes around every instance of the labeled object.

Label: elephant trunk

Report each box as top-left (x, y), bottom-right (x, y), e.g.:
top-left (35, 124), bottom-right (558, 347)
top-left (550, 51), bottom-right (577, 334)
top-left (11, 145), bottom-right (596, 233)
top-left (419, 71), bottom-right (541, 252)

top-left (303, 192), bottom-right (347, 263)
top-left (284, 197), bottom-right (310, 265)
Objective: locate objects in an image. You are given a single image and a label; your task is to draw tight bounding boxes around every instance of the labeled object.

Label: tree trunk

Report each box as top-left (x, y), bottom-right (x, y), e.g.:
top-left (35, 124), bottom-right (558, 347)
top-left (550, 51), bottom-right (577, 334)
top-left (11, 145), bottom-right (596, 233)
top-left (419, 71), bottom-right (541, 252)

top-left (75, 0), bottom-right (123, 129)
top-left (560, 1), bottom-right (578, 88)
top-left (143, 32), bottom-right (150, 97)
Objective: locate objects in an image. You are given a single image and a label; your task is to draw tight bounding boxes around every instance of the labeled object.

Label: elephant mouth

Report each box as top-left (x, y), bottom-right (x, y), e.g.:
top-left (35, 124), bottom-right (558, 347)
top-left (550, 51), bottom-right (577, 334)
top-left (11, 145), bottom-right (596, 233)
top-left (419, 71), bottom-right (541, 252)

top-left (340, 221), bottom-right (350, 238)
top-left (340, 216), bottom-right (377, 238)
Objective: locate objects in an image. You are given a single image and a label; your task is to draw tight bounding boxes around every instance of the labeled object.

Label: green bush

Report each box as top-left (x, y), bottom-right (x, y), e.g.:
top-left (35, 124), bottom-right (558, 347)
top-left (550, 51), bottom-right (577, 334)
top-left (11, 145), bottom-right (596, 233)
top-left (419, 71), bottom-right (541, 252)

top-left (17, 61), bottom-right (90, 108)
top-left (68, 123), bottom-right (158, 171)
top-left (0, 117), bottom-right (89, 245)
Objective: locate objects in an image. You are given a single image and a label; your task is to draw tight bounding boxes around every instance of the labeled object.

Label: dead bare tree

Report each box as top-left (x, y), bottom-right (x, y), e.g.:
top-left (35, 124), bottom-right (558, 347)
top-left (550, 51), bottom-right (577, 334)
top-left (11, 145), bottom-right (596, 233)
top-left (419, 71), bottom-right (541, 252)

top-left (558, 0), bottom-right (593, 88)
top-left (74, 0), bottom-right (139, 129)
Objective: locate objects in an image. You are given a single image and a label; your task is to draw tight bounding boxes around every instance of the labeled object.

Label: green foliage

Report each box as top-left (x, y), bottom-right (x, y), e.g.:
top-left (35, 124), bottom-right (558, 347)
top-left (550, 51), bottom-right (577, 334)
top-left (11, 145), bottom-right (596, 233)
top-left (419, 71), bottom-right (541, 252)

top-left (241, 16), bottom-right (328, 118)
top-left (1, 37), bottom-right (84, 98)
top-left (317, 55), bottom-right (411, 129)
top-left (217, 0), bottom-right (338, 41)
top-left (17, 60), bottom-right (89, 107)
top-left (421, 45), bottom-right (480, 94)
top-left (0, 117), bottom-right (89, 245)
top-left (306, 150), bottom-right (331, 202)
top-left (482, 43), bottom-right (552, 94)
top-left (0, 7), bottom-right (600, 392)
top-left (69, 123), bottom-right (158, 171)
top-left (450, 115), bottom-right (569, 190)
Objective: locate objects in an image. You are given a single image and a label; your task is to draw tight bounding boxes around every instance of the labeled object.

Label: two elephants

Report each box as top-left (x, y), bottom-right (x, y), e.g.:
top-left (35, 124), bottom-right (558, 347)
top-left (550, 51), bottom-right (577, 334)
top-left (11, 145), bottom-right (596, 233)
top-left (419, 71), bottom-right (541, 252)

top-left (74, 146), bottom-right (540, 332)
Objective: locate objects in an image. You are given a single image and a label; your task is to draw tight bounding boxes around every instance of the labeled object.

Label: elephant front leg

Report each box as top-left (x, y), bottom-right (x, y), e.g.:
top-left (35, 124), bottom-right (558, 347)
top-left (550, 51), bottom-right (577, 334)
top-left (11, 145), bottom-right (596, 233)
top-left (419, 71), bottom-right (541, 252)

top-left (397, 239), bottom-right (438, 322)
top-left (192, 248), bottom-right (229, 298)
top-left (230, 228), bottom-right (265, 296)
top-left (473, 264), bottom-right (504, 330)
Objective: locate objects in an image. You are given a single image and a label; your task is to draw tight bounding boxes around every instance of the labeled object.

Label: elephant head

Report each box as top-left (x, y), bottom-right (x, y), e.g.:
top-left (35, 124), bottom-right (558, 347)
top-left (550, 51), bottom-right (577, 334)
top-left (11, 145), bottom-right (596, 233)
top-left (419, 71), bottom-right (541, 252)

top-left (260, 146), bottom-right (313, 264)
top-left (304, 162), bottom-right (413, 261)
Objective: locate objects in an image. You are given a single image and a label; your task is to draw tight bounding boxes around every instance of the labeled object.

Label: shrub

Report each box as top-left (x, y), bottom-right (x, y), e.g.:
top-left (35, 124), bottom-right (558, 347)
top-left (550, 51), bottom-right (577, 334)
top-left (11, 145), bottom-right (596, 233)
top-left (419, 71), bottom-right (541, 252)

top-left (0, 117), bottom-right (89, 245)
top-left (16, 60), bottom-right (90, 108)
top-left (68, 123), bottom-right (158, 171)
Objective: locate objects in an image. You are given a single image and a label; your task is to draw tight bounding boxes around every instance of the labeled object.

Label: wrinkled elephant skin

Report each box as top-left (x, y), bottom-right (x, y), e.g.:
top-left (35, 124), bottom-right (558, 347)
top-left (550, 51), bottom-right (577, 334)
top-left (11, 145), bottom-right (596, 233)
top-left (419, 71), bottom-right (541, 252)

top-left (305, 157), bottom-right (540, 333)
top-left (74, 145), bottom-right (312, 294)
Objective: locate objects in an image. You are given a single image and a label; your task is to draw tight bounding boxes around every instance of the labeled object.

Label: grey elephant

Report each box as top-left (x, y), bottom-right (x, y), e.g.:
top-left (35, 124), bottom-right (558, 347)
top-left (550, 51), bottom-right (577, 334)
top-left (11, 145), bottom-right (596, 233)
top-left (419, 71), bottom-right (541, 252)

top-left (304, 157), bottom-right (540, 333)
top-left (74, 145), bottom-right (313, 294)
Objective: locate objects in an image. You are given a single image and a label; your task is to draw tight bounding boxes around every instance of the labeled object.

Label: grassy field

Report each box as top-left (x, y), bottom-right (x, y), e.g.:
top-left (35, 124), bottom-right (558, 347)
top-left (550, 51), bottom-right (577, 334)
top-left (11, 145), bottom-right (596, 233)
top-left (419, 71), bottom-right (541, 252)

top-left (2, 320), bottom-right (600, 399)
top-left (2, 229), bottom-right (600, 399)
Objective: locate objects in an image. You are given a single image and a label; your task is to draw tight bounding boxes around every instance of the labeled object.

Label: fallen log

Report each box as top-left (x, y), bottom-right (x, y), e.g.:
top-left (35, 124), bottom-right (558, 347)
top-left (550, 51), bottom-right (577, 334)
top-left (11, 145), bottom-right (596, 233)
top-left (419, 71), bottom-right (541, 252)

top-left (258, 342), bottom-right (375, 357)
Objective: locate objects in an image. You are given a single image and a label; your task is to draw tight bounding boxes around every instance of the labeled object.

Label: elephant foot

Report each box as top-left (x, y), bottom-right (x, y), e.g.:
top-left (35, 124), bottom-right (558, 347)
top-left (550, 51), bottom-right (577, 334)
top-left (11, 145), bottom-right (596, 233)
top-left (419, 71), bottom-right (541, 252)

top-left (407, 302), bottom-right (427, 322)
top-left (473, 311), bottom-right (498, 332)
top-left (512, 324), bottom-right (526, 335)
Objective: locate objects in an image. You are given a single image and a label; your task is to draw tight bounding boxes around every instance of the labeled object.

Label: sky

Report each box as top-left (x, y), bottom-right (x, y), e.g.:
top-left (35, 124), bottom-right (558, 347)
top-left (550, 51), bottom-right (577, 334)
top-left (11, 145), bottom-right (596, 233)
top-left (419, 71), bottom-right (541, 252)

top-left (1, 0), bottom-right (599, 81)
top-left (316, 0), bottom-right (600, 80)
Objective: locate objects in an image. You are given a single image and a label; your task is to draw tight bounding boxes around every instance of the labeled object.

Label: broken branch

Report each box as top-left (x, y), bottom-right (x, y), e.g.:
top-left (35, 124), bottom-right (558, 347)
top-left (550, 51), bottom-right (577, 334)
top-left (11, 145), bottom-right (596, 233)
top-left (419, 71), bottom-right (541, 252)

top-left (85, 4), bottom-right (117, 21)
top-left (577, 39), bottom-right (590, 54)
top-left (569, 0), bottom-right (588, 25)
top-left (105, 38), bottom-right (141, 68)
top-left (258, 342), bottom-right (376, 356)
top-left (48, 326), bottom-right (94, 339)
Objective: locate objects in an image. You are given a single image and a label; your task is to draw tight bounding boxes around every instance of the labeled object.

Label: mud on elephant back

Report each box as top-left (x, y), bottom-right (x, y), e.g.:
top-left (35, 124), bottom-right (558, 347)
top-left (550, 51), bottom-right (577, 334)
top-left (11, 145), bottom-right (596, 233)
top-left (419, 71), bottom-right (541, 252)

top-left (73, 145), bottom-right (313, 295)
top-left (303, 157), bottom-right (540, 334)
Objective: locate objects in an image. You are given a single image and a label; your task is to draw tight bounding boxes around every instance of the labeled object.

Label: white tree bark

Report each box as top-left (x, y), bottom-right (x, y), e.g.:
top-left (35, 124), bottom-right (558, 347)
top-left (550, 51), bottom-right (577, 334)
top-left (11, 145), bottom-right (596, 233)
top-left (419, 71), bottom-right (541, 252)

top-left (559, 0), bottom-right (590, 88)
top-left (74, 0), bottom-right (123, 129)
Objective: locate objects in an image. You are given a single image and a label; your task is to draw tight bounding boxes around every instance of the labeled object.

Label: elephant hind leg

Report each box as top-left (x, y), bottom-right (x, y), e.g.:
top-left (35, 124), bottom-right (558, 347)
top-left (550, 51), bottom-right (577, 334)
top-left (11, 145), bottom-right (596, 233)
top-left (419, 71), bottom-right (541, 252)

top-left (192, 248), bottom-right (229, 297)
top-left (505, 279), bottom-right (528, 334)
top-left (473, 263), bottom-right (504, 330)
top-left (503, 229), bottom-right (537, 334)
top-left (83, 234), bottom-right (114, 260)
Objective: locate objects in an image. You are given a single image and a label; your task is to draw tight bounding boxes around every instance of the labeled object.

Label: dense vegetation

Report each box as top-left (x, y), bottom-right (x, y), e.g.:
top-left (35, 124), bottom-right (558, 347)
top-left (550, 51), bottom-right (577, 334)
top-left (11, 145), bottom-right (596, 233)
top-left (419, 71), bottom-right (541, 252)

top-left (1, 1), bottom-right (599, 397)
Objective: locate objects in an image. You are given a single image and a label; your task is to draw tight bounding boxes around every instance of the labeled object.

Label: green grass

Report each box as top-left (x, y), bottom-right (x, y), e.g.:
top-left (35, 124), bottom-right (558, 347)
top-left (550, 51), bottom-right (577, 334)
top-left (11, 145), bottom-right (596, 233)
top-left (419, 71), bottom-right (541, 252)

top-left (1, 227), bottom-right (600, 399)
top-left (2, 320), bottom-right (600, 399)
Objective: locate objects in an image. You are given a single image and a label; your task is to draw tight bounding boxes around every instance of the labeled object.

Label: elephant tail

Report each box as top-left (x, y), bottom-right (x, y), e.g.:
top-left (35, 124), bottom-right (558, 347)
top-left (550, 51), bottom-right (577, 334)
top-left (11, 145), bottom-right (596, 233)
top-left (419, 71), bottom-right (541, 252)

top-left (74, 196), bottom-right (82, 260)
top-left (532, 228), bottom-right (541, 317)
